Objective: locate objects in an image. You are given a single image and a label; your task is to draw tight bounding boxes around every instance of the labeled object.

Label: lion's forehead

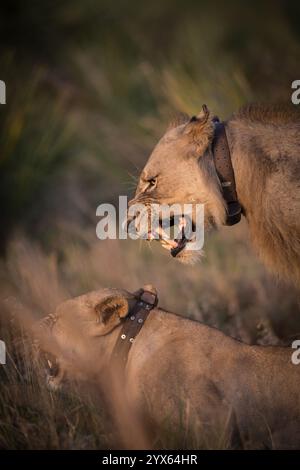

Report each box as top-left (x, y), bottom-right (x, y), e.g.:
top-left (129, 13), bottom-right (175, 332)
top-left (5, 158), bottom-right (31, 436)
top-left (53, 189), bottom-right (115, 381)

top-left (55, 288), bottom-right (129, 316)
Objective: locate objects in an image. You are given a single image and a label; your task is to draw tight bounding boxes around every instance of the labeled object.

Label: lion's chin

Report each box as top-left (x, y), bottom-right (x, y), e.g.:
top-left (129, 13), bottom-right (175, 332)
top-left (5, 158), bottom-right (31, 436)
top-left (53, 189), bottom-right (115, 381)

top-left (172, 247), bottom-right (204, 265)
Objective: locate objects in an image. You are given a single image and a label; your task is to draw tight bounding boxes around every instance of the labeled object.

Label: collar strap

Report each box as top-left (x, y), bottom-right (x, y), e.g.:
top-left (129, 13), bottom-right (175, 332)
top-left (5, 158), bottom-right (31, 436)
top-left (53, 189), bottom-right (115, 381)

top-left (111, 289), bottom-right (158, 367)
top-left (211, 119), bottom-right (242, 226)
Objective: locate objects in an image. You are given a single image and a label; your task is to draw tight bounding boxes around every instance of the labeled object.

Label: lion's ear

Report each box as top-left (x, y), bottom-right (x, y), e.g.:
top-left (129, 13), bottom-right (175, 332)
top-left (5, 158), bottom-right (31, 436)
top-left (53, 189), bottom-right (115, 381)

top-left (94, 295), bottom-right (129, 335)
top-left (184, 104), bottom-right (214, 150)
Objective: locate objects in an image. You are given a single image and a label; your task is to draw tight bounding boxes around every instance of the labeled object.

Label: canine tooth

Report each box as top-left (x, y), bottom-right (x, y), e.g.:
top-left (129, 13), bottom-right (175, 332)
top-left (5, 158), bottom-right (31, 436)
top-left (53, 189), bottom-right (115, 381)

top-left (161, 239), bottom-right (178, 250)
top-left (148, 231), bottom-right (156, 240)
top-left (163, 239), bottom-right (178, 248)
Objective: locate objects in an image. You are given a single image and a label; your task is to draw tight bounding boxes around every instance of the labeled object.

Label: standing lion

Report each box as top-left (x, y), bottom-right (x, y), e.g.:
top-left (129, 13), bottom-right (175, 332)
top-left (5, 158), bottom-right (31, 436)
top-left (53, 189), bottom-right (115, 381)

top-left (129, 104), bottom-right (300, 286)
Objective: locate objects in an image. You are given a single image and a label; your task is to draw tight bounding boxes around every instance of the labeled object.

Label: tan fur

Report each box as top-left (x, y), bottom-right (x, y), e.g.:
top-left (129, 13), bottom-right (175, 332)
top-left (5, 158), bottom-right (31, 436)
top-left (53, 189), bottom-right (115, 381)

top-left (130, 104), bottom-right (300, 285)
top-left (227, 104), bottom-right (300, 286)
top-left (36, 287), bottom-right (300, 449)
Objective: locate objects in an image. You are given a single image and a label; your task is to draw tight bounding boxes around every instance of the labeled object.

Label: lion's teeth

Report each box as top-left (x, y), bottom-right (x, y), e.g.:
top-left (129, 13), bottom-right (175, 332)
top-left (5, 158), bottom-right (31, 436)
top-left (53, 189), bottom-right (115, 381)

top-left (162, 244), bottom-right (171, 250)
top-left (161, 240), bottom-right (178, 250)
top-left (166, 240), bottom-right (178, 248)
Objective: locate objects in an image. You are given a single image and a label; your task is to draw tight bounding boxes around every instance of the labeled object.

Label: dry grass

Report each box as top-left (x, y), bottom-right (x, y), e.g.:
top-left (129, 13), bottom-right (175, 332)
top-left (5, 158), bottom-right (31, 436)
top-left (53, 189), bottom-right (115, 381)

top-left (0, 222), bottom-right (299, 449)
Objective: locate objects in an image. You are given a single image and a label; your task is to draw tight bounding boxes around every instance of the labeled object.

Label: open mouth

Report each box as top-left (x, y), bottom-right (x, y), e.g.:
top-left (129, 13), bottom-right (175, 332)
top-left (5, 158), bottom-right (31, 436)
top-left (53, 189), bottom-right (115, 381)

top-left (126, 209), bottom-right (198, 259)
top-left (148, 215), bottom-right (195, 258)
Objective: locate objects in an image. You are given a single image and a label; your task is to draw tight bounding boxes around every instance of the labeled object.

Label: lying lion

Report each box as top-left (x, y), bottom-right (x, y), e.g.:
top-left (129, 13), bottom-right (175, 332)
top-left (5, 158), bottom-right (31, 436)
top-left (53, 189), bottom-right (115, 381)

top-left (129, 104), bottom-right (300, 286)
top-left (34, 284), bottom-right (300, 449)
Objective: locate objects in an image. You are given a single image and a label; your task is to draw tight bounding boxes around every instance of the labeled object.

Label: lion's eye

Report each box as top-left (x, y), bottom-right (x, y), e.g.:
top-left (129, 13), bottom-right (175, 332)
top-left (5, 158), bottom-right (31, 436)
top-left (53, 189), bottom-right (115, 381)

top-left (148, 177), bottom-right (157, 189)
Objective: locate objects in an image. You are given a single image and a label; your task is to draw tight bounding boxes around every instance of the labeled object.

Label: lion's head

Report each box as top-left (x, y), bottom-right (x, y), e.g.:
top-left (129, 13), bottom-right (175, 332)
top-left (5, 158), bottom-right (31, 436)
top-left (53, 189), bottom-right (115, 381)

top-left (128, 105), bottom-right (226, 264)
top-left (34, 288), bottom-right (138, 389)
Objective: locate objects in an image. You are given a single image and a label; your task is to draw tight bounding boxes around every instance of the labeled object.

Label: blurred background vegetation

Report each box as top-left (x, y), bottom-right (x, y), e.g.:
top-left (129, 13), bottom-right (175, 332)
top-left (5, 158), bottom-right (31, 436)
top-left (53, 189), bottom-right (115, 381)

top-left (1, 0), bottom-right (300, 246)
top-left (0, 0), bottom-right (300, 449)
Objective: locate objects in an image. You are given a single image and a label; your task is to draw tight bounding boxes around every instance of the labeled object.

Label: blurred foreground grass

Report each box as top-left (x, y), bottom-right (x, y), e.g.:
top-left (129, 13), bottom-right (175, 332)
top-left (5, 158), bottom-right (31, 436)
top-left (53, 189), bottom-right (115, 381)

top-left (0, 224), bottom-right (299, 449)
